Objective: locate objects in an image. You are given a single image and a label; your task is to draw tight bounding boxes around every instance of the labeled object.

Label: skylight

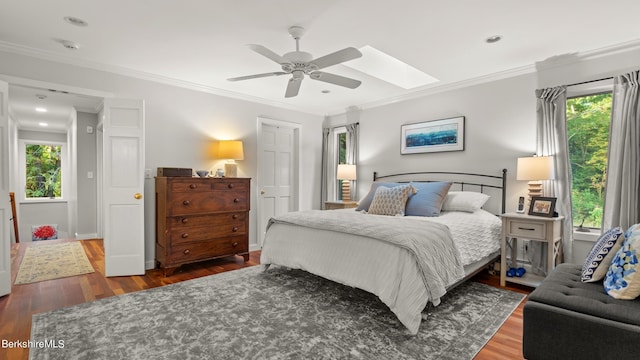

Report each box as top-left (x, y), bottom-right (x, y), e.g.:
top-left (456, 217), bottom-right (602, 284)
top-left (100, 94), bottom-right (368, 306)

top-left (343, 45), bottom-right (438, 89)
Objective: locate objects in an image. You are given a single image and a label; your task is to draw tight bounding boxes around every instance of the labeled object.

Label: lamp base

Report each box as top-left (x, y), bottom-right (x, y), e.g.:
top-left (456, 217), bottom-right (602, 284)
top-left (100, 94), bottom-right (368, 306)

top-left (224, 163), bottom-right (238, 177)
top-left (527, 181), bottom-right (544, 199)
top-left (341, 181), bottom-right (351, 201)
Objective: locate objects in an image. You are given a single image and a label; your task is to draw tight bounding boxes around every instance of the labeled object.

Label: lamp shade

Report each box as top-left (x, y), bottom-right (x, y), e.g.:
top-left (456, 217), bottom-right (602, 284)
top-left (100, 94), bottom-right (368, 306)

top-left (336, 164), bottom-right (357, 180)
top-left (218, 140), bottom-right (244, 160)
top-left (516, 156), bottom-right (555, 181)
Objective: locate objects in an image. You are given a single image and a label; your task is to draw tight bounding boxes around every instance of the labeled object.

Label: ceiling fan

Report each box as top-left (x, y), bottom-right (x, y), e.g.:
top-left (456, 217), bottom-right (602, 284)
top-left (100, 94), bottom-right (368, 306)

top-left (227, 26), bottom-right (363, 98)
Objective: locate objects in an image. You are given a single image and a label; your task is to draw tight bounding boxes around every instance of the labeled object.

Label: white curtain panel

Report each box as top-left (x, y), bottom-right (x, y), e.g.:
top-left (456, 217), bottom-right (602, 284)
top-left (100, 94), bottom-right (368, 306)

top-left (346, 123), bottom-right (359, 200)
top-left (536, 86), bottom-right (573, 263)
top-left (603, 70), bottom-right (640, 230)
top-left (320, 127), bottom-right (331, 209)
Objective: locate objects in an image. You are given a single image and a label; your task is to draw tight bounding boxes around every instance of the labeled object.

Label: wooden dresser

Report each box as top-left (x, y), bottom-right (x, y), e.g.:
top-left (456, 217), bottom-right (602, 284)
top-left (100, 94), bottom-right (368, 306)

top-left (155, 177), bottom-right (250, 275)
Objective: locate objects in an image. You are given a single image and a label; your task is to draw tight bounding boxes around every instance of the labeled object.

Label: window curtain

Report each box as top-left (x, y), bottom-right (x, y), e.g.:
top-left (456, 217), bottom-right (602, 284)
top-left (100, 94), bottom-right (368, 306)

top-left (345, 122), bottom-right (359, 200)
top-left (320, 127), bottom-right (331, 209)
top-left (602, 70), bottom-right (640, 230)
top-left (536, 86), bottom-right (572, 263)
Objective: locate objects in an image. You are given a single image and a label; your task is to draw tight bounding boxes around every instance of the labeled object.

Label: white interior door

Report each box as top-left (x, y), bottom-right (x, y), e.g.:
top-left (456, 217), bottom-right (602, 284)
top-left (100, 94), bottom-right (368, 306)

top-left (0, 80), bottom-right (10, 296)
top-left (102, 98), bottom-right (145, 276)
top-left (257, 119), bottom-right (300, 246)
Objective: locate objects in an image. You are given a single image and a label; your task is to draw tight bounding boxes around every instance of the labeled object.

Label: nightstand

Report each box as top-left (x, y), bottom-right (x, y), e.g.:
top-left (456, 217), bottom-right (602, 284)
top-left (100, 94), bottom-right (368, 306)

top-left (500, 213), bottom-right (564, 287)
top-left (324, 201), bottom-right (358, 210)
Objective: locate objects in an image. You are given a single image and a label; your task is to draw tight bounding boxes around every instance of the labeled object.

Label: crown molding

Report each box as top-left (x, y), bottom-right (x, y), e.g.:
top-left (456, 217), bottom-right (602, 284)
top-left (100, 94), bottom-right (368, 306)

top-left (325, 64), bottom-right (536, 117)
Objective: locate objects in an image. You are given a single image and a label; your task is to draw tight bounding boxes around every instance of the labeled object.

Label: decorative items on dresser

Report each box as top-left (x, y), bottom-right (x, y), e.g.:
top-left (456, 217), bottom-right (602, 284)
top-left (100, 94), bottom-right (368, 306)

top-left (155, 176), bottom-right (250, 276)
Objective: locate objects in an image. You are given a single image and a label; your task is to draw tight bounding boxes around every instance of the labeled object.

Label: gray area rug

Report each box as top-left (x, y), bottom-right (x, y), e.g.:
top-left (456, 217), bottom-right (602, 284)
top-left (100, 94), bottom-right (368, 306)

top-left (30, 266), bottom-right (524, 360)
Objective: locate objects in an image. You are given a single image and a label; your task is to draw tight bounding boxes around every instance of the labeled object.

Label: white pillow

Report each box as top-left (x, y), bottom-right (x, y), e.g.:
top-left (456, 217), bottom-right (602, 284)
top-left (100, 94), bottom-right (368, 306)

top-left (368, 184), bottom-right (415, 216)
top-left (442, 191), bottom-right (490, 212)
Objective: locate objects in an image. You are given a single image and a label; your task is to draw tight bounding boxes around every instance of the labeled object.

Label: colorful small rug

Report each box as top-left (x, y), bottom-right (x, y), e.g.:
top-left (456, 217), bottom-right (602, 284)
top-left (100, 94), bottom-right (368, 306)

top-left (15, 242), bottom-right (94, 285)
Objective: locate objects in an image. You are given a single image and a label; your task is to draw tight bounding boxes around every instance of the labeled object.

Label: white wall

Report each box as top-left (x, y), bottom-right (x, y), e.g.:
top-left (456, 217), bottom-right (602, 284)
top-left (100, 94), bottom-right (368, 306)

top-left (0, 50), bottom-right (323, 268)
top-left (328, 73), bottom-right (538, 213)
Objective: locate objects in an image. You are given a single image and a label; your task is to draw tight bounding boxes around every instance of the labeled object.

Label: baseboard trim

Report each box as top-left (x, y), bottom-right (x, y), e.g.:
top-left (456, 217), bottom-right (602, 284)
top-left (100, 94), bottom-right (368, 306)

top-left (75, 233), bottom-right (99, 240)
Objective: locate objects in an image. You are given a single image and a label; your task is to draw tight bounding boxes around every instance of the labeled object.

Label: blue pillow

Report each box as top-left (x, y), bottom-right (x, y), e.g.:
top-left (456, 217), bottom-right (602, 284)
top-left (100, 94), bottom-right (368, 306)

top-left (581, 227), bottom-right (624, 282)
top-left (604, 224), bottom-right (640, 299)
top-left (356, 182), bottom-right (400, 211)
top-left (405, 182), bottom-right (452, 217)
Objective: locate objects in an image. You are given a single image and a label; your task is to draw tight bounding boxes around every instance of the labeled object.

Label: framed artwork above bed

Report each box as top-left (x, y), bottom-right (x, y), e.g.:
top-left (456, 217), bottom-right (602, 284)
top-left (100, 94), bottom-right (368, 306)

top-left (401, 116), bottom-right (465, 154)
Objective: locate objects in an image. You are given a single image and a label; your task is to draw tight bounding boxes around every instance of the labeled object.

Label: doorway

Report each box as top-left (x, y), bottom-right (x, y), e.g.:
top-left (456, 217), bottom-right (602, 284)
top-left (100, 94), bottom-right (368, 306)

top-left (256, 117), bottom-right (301, 247)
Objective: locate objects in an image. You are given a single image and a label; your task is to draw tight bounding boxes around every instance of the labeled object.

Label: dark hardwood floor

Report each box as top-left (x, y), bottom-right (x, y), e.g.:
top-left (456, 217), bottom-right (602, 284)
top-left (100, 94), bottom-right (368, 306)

top-left (0, 239), bottom-right (531, 360)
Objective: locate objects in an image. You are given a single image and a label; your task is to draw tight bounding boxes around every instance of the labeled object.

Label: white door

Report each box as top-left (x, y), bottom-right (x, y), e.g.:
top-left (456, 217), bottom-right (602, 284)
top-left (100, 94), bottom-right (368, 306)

top-left (0, 80), bottom-right (10, 296)
top-left (257, 118), bottom-right (300, 246)
top-left (102, 98), bottom-right (145, 276)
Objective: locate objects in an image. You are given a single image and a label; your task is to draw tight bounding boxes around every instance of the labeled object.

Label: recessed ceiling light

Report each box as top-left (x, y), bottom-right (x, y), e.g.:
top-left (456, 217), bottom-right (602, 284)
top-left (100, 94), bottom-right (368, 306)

top-left (39, 122), bottom-right (49, 127)
top-left (60, 40), bottom-right (80, 50)
top-left (35, 107), bottom-right (47, 113)
top-left (64, 16), bottom-right (88, 27)
top-left (321, 90), bottom-right (330, 94)
top-left (485, 35), bottom-right (503, 44)
top-left (35, 94), bottom-right (47, 100)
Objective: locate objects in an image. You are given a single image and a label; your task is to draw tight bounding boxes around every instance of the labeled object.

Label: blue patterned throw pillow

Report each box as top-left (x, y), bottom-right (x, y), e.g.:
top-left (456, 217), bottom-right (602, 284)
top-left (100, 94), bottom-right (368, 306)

top-left (604, 224), bottom-right (640, 299)
top-left (581, 227), bottom-right (624, 282)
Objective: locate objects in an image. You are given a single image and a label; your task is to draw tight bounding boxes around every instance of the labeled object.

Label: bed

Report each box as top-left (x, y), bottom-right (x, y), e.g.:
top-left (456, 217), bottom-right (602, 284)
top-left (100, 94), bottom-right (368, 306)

top-left (260, 170), bottom-right (507, 334)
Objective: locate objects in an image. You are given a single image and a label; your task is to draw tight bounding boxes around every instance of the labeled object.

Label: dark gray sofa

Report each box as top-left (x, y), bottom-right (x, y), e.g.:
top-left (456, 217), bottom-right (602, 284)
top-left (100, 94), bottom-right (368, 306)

top-left (523, 263), bottom-right (640, 360)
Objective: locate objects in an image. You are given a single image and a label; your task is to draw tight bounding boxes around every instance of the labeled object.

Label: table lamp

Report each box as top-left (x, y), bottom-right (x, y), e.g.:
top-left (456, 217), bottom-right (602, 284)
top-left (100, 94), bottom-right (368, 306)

top-left (517, 156), bottom-right (555, 199)
top-left (218, 140), bottom-right (244, 177)
top-left (336, 164), bottom-right (357, 201)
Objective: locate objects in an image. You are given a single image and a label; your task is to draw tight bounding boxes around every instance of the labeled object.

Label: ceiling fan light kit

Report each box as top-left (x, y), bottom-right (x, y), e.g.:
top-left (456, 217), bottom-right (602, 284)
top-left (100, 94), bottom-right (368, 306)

top-left (228, 26), bottom-right (363, 98)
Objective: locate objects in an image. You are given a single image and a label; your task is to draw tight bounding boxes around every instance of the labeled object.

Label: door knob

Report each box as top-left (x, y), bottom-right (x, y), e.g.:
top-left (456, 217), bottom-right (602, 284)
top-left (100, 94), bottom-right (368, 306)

top-left (134, 193), bottom-right (142, 199)
top-left (260, 190), bottom-right (265, 195)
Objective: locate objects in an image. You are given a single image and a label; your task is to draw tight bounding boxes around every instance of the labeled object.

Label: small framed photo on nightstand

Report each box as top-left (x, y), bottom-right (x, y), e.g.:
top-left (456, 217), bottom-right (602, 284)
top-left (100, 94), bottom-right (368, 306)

top-left (528, 196), bottom-right (557, 217)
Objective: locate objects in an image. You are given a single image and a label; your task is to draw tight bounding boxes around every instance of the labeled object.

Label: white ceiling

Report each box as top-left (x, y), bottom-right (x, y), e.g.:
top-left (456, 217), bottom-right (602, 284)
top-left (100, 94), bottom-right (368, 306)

top-left (2, 0), bottom-right (640, 130)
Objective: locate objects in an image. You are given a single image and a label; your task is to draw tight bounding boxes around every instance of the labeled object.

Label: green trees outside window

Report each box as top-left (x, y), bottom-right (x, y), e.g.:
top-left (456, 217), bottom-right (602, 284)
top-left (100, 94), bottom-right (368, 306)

top-left (25, 144), bottom-right (62, 198)
top-left (567, 93), bottom-right (612, 229)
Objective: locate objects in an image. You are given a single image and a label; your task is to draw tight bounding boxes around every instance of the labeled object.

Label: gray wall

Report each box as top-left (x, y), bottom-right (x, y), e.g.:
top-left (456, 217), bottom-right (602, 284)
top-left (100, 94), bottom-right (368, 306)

top-left (76, 112), bottom-right (98, 238)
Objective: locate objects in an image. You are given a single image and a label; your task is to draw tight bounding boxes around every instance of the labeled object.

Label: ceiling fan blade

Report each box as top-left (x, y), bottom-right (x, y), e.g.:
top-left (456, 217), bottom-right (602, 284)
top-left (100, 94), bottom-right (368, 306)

top-left (285, 77), bottom-right (303, 98)
top-left (247, 44), bottom-right (286, 64)
top-left (310, 71), bottom-right (361, 89)
top-left (311, 47), bottom-right (362, 70)
top-left (227, 72), bottom-right (287, 82)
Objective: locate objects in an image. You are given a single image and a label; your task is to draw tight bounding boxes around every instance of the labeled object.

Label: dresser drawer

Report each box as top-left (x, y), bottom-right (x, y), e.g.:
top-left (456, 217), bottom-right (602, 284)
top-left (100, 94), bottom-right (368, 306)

top-left (170, 237), bottom-right (248, 263)
top-left (168, 212), bottom-right (246, 229)
top-left (170, 180), bottom-right (212, 192)
top-left (508, 220), bottom-right (546, 240)
top-left (169, 223), bottom-right (247, 245)
top-left (212, 181), bottom-right (248, 191)
top-left (168, 191), bottom-right (249, 215)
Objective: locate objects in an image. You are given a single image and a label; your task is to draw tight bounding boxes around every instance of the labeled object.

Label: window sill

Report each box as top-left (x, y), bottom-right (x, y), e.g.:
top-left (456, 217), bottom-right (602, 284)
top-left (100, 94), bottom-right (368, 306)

top-left (20, 198), bottom-right (68, 204)
top-left (573, 228), bottom-right (601, 242)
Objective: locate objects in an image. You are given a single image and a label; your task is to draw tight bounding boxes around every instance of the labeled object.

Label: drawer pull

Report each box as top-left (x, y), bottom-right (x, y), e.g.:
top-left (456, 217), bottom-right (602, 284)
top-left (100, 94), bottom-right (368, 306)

top-left (183, 200), bottom-right (191, 206)
top-left (232, 214), bottom-right (238, 219)
top-left (189, 184), bottom-right (197, 189)
top-left (228, 183), bottom-right (234, 189)
top-left (181, 233), bottom-right (189, 238)
top-left (233, 198), bottom-right (239, 203)
top-left (518, 227), bottom-right (536, 231)
top-left (183, 249), bottom-right (190, 255)
top-left (232, 227), bottom-right (239, 232)
top-left (232, 242), bottom-right (238, 247)
top-left (181, 218), bottom-right (188, 224)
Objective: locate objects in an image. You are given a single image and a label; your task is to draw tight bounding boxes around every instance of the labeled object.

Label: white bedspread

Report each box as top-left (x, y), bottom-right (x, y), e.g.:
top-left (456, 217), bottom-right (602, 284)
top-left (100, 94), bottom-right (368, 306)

top-left (267, 210), bottom-right (465, 305)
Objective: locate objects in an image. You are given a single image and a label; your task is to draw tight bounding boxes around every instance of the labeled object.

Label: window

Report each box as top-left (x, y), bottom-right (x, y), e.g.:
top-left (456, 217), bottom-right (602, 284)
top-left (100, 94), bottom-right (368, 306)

top-left (567, 93), bottom-right (612, 229)
top-left (20, 140), bottom-right (66, 200)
